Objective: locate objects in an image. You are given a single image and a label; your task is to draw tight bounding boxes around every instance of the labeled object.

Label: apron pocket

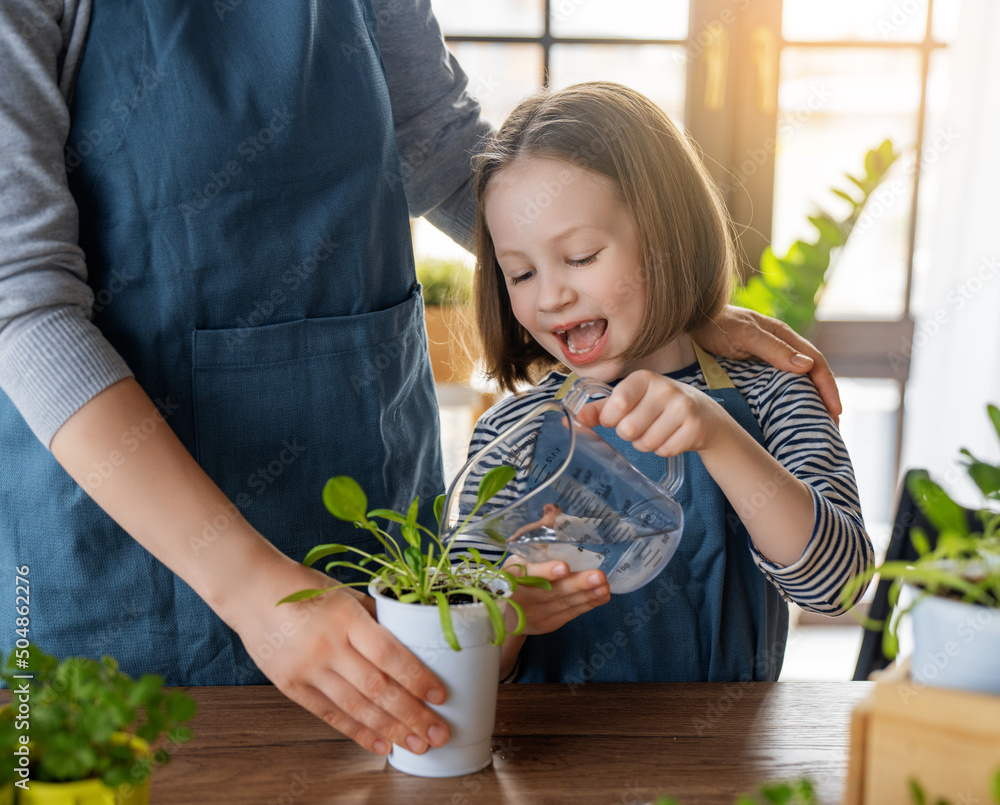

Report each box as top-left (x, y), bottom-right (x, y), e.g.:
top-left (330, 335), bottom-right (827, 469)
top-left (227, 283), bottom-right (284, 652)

top-left (191, 286), bottom-right (442, 561)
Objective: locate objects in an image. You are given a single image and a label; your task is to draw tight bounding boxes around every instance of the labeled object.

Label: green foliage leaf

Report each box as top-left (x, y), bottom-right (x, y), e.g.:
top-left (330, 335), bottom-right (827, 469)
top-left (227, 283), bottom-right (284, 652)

top-left (908, 475), bottom-right (970, 538)
top-left (433, 592), bottom-right (461, 651)
top-left (961, 448), bottom-right (1000, 499)
top-left (734, 139), bottom-right (899, 335)
top-left (322, 476), bottom-right (368, 522)
top-left (367, 508), bottom-right (406, 525)
top-left (477, 465), bottom-right (516, 508)
top-left (275, 587), bottom-right (332, 605)
top-left (302, 543), bottom-right (352, 567)
top-left (909, 777), bottom-right (926, 805)
top-left (433, 494), bottom-right (446, 527)
top-left (404, 545), bottom-right (425, 577)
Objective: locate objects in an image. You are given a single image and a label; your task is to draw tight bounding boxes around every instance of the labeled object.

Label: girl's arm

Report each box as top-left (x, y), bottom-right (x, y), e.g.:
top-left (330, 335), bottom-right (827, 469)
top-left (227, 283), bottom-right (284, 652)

top-left (594, 371), bottom-right (815, 565)
top-left (590, 366), bottom-right (873, 613)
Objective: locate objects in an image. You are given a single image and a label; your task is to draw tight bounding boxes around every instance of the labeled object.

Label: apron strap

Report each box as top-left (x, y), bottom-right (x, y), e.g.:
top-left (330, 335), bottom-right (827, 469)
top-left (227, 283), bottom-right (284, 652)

top-left (552, 341), bottom-right (734, 400)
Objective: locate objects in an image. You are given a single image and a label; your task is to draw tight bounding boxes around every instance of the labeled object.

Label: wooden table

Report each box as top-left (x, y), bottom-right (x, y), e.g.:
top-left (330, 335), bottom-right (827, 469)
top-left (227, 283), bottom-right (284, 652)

top-left (149, 682), bottom-right (871, 804)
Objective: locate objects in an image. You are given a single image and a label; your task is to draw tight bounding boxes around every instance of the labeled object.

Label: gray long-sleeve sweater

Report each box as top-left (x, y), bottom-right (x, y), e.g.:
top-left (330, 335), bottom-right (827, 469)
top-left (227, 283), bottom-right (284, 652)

top-left (0, 0), bottom-right (489, 446)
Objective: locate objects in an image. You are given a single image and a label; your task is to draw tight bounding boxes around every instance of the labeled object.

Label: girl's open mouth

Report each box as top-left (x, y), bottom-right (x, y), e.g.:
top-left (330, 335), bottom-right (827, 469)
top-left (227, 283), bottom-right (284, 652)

top-left (553, 319), bottom-right (609, 365)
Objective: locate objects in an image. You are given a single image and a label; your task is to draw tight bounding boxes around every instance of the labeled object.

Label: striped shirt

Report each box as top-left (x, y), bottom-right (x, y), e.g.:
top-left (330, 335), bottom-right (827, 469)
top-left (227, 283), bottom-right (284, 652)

top-left (452, 358), bottom-right (873, 615)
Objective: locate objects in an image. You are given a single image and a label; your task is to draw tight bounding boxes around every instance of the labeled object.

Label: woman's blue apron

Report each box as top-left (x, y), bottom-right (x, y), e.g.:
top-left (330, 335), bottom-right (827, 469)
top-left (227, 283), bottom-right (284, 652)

top-left (0, 0), bottom-right (442, 684)
top-left (517, 346), bottom-right (788, 683)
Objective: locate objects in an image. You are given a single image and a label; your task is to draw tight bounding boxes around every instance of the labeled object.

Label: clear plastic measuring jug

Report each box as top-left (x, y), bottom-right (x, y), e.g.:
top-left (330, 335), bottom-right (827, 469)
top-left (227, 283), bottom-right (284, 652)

top-left (442, 377), bottom-right (684, 594)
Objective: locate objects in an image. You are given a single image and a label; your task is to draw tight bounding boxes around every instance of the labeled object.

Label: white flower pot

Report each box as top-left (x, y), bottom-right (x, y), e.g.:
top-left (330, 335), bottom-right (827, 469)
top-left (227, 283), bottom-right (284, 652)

top-left (368, 579), bottom-right (506, 777)
top-left (910, 594), bottom-right (1000, 695)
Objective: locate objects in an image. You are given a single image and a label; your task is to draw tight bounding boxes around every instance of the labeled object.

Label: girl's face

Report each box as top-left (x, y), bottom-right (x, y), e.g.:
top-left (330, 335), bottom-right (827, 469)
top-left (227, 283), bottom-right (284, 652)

top-left (485, 157), bottom-right (686, 382)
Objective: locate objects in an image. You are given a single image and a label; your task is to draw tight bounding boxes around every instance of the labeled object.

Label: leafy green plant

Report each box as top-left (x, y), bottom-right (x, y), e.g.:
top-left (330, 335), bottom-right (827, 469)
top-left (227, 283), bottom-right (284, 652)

top-left (416, 257), bottom-right (473, 307)
top-left (277, 466), bottom-right (551, 650)
top-left (653, 777), bottom-right (816, 804)
top-left (733, 139), bottom-right (901, 335)
top-left (908, 768), bottom-right (1000, 804)
top-left (0, 646), bottom-right (196, 789)
top-left (842, 403), bottom-right (1000, 658)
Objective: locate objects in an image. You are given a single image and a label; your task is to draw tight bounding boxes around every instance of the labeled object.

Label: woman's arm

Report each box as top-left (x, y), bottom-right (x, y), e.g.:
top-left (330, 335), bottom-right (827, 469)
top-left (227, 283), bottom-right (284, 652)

top-left (690, 306), bottom-right (842, 425)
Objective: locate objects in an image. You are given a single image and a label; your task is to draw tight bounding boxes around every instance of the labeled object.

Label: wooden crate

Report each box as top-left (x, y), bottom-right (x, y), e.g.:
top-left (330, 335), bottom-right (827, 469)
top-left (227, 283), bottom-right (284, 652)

top-left (845, 662), bottom-right (1000, 804)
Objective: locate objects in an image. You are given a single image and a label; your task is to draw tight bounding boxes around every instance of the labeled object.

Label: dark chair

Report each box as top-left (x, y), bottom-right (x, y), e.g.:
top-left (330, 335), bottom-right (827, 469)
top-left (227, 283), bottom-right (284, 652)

top-left (853, 469), bottom-right (980, 681)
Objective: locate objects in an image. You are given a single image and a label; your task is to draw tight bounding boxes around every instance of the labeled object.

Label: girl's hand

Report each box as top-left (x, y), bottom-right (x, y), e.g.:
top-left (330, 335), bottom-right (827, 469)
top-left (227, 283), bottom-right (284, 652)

top-left (579, 370), bottom-right (729, 456)
top-left (690, 305), bottom-right (841, 425)
top-left (498, 558), bottom-right (610, 678)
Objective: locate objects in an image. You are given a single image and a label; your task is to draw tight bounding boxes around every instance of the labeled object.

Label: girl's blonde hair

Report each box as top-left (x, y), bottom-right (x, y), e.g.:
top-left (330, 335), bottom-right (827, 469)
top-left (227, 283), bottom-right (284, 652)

top-left (473, 81), bottom-right (735, 392)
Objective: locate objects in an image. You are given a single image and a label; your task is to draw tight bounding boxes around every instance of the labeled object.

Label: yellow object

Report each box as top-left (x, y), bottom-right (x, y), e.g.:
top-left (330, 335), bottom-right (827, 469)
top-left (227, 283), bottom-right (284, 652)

top-left (15, 777), bottom-right (149, 805)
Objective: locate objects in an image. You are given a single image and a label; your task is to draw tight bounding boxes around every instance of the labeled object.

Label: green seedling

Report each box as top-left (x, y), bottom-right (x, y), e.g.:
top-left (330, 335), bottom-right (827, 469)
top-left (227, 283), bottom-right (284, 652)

top-left (277, 465), bottom-right (551, 650)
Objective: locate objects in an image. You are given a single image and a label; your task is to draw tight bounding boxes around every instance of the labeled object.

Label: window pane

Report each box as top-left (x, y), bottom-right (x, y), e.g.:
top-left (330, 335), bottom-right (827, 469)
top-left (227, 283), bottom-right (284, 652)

top-left (447, 43), bottom-right (544, 125)
top-left (551, 0), bottom-right (687, 40)
top-left (837, 378), bottom-right (901, 551)
top-left (772, 48), bottom-right (922, 320)
top-left (549, 45), bottom-right (687, 125)
top-left (911, 49), bottom-right (953, 319)
top-left (430, 0), bottom-right (544, 36)
top-left (931, 0), bottom-right (962, 43)
top-left (782, 0), bottom-right (928, 42)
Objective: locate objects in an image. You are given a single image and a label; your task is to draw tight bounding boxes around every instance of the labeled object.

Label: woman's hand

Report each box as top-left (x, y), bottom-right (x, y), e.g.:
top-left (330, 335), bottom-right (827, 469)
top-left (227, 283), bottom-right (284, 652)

top-left (690, 305), bottom-right (841, 424)
top-left (578, 370), bottom-right (731, 456)
top-left (499, 558), bottom-right (610, 678)
top-left (231, 558), bottom-right (453, 758)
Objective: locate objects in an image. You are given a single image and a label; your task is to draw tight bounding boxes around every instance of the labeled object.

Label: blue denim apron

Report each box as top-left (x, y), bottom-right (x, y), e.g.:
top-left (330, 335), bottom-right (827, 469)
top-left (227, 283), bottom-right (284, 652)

top-left (0, 0), bottom-right (442, 684)
top-left (517, 346), bottom-right (788, 683)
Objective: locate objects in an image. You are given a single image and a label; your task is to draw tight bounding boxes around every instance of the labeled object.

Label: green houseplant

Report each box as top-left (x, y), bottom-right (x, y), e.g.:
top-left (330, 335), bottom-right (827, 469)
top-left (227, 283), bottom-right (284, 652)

top-left (278, 466), bottom-right (550, 778)
top-left (733, 139), bottom-right (900, 336)
top-left (843, 403), bottom-right (1000, 694)
top-left (0, 646), bottom-right (196, 804)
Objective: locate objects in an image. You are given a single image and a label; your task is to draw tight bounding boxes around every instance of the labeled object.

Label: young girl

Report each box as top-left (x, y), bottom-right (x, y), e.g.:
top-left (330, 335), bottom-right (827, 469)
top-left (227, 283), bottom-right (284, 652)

top-left (458, 81), bottom-right (873, 684)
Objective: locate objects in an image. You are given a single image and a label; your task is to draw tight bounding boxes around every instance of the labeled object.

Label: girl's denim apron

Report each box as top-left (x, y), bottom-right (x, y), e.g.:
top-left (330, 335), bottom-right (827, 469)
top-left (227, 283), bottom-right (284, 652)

top-left (0, 0), bottom-right (442, 685)
top-left (518, 346), bottom-right (789, 683)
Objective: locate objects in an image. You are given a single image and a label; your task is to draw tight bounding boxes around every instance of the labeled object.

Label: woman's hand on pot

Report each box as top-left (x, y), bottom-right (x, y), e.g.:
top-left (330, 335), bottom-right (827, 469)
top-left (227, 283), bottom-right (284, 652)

top-left (232, 562), bottom-right (450, 757)
top-left (690, 305), bottom-right (842, 424)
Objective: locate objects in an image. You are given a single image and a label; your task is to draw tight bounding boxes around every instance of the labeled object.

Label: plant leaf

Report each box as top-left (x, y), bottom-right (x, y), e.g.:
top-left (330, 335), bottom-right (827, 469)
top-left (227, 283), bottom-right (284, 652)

top-left (433, 494), bottom-right (446, 527)
top-left (323, 476), bottom-right (368, 522)
top-left (908, 777), bottom-right (926, 805)
top-left (367, 509), bottom-right (407, 525)
top-left (908, 474), bottom-right (969, 539)
top-left (988, 404), bottom-right (1000, 444)
top-left (433, 592), bottom-right (461, 651)
top-left (404, 545), bottom-right (425, 577)
top-left (302, 543), bottom-right (352, 567)
top-left (275, 587), bottom-right (333, 605)
top-left (477, 465), bottom-right (516, 507)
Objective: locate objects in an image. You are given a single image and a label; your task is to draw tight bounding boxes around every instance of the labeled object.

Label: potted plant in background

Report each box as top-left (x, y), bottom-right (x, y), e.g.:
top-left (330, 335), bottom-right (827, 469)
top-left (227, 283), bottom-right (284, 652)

top-left (733, 139), bottom-right (900, 336)
top-left (277, 466), bottom-right (550, 778)
top-left (416, 257), bottom-right (476, 385)
top-left (0, 646), bottom-right (197, 804)
top-left (843, 403), bottom-right (1000, 695)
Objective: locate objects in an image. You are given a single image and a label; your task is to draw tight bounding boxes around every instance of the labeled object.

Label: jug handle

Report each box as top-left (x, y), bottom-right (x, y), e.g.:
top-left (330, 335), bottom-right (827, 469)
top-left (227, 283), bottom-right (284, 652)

top-left (562, 378), bottom-right (685, 497)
